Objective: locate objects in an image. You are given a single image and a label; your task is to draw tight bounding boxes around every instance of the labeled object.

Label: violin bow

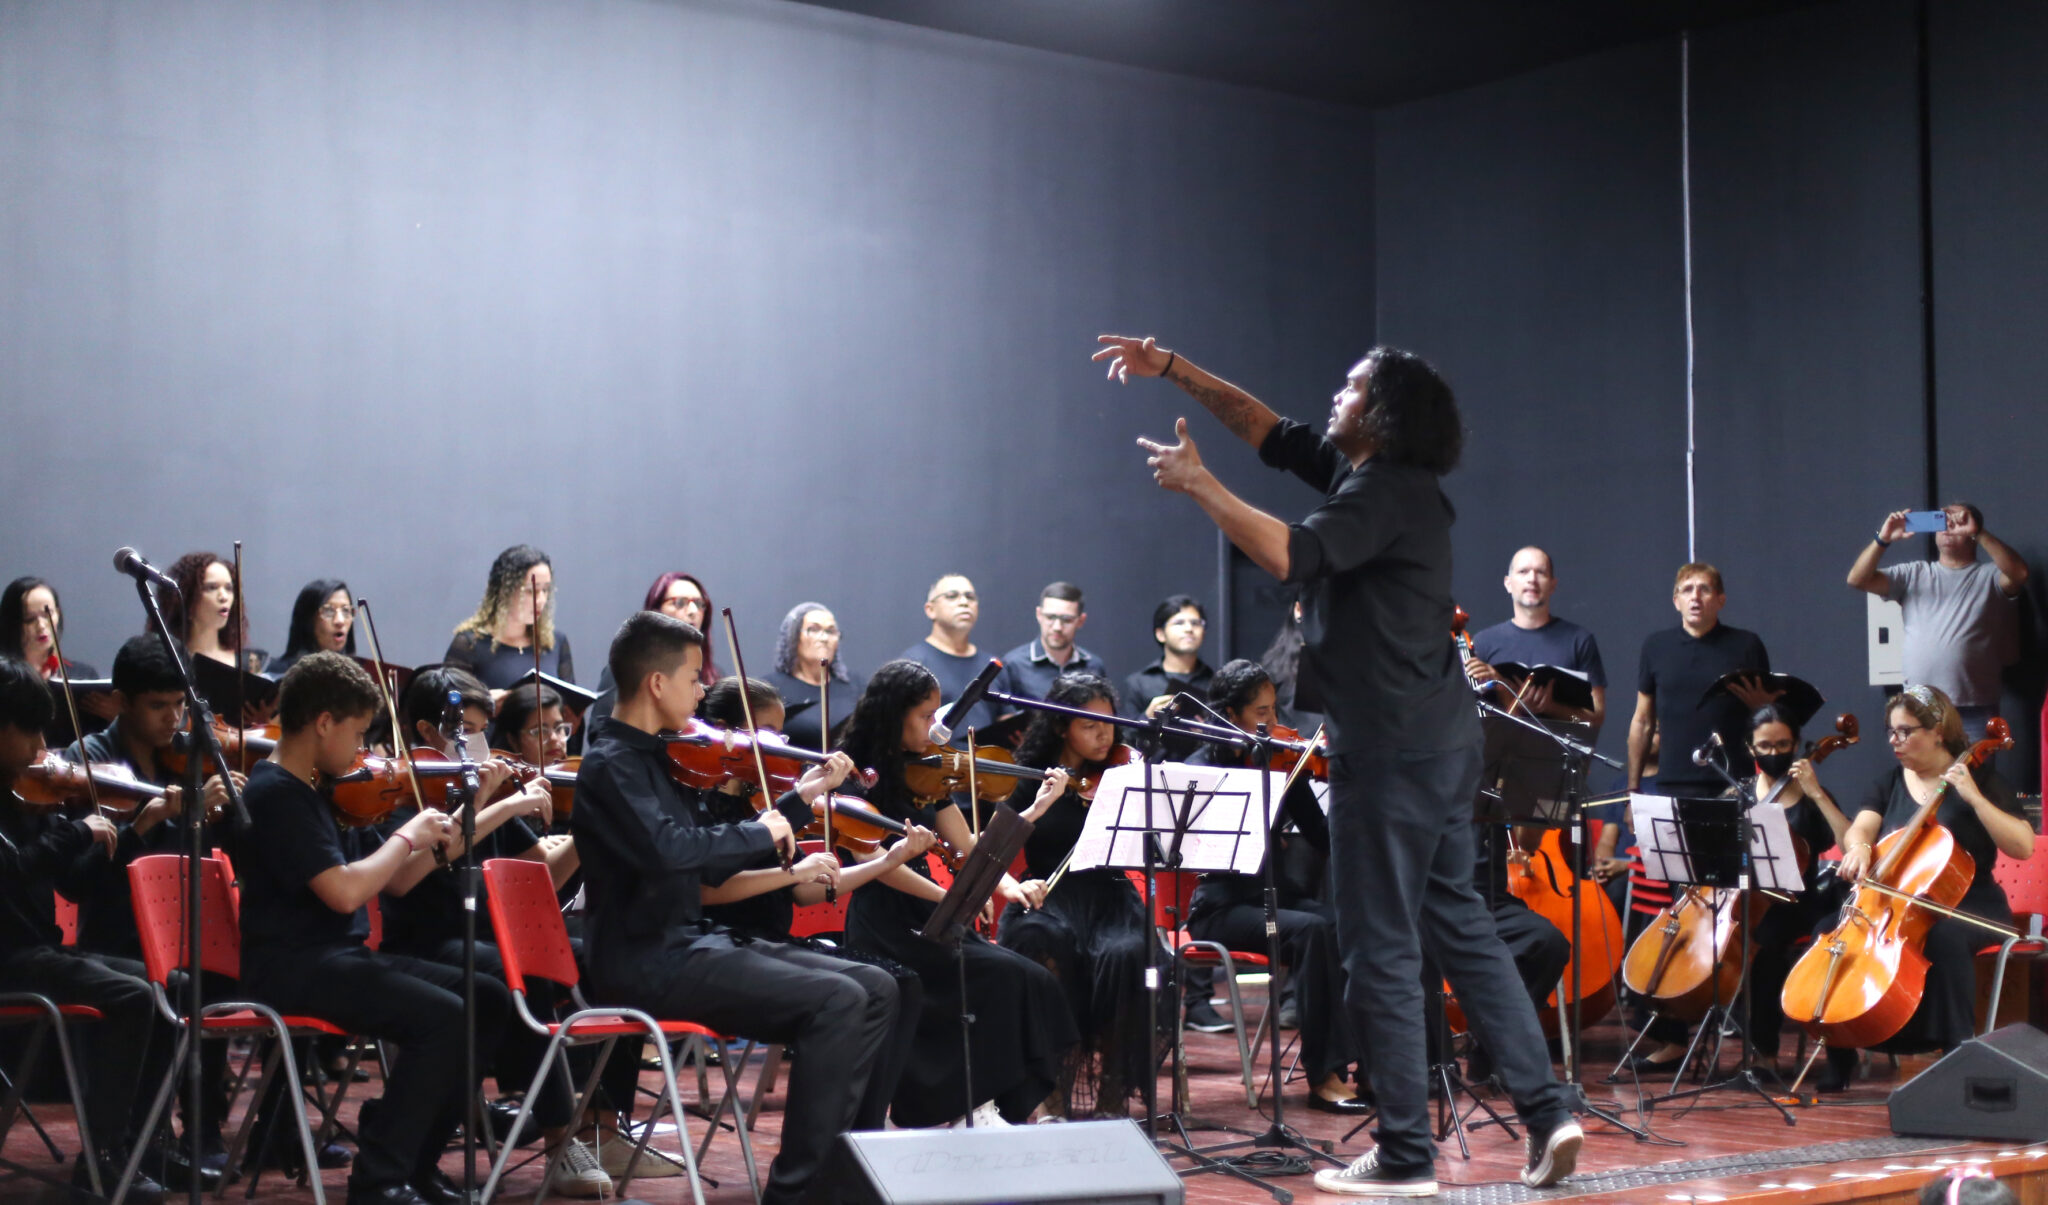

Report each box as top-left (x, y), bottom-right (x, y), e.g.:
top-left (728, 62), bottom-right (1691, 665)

top-left (41, 602), bottom-right (107, 821)
top-left (355, 599), bottom-right (438, 859)
top-left (818, 675), bottom-right (834, 864)
top-left (1273, 722), bottom-right (1326, 803)
top-left (965, 727), bottom-right (982, 839)
top-left (721, 608), bottom-right (795, 874)
top-left (231, 540), bottom-right (247, 774)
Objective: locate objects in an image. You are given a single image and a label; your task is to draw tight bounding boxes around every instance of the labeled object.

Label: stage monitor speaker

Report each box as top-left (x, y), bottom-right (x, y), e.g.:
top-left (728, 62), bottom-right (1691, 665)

top-left (1889, 1023), bottom-right (2048, 1143)
top-left (802, 1119), bottom-right (1184, 1205)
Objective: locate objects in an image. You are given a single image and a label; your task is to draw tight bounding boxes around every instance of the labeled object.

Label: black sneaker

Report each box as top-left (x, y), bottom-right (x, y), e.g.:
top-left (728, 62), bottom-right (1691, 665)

top-left (1184, 1000), bottom-right (1232, 1034)
top-left (1313, 1148), bottom-right (1437, 1196)
top-left (81, 1150), bottom-right (166, 1205)
top-left (1521, 1119), bottom-right (1584, 1188)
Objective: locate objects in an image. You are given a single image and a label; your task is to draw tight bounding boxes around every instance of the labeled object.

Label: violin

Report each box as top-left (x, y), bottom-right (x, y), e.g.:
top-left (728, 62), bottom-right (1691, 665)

top-left (13, 753), bottom-right (158, 820)
top-left (1070, 743), bottom-right (1139, 800)
top-left (496, 755), bottom-right (581, 817)
top-left (1622, 713), bottom-right (1858, 1021)
top-left (324, 748), bottom-right (481, 828)
top-left (160, 721), bottom-right (277, 778)
top-left (663, 719), bottom-right (878, 795)
top-left (1266, 724), bottom-right (1328, 781)
top-left (1780, 718), bottom-right (2014, 1049)
top-left (901, 743), bottom-right (1050, 805)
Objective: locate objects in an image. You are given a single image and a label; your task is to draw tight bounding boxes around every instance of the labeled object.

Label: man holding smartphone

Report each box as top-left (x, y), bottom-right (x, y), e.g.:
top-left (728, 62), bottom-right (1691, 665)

top-left (1848, 503), bottom-right (2028, 739)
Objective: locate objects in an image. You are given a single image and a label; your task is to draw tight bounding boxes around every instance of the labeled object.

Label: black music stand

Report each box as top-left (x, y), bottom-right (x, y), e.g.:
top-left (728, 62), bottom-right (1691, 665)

top-left (1624, 791), bottom-right (1800, 1124)
top-left (1469, 699), bottom-right (1651, 1141)
top-left (920, 805), bottom-right (1034, 1128)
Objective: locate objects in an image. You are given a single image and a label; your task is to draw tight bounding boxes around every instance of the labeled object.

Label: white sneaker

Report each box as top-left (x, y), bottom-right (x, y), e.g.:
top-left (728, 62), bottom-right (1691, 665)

top-left (595, 1135), bottom-right (687, 1179)
top-left (1312, 1148), bottom-right (1437, 1196)
top-left (547, 1138), bottom-right (613, 1199)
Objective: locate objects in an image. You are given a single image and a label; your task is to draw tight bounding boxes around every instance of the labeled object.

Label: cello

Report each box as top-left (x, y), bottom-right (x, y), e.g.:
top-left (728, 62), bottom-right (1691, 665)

top-left (1504, 827), bottom-right (1628, 1035)
top-left (1779, 719), bottom-right (2015, 1049)
top-left (1620, 713), bottom-right (1858, 1021)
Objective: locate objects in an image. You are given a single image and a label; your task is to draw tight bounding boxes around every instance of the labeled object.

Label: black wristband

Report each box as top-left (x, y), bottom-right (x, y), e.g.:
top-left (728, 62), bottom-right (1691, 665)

top-left (1162, 350), bottom-right (1177, 377)
top-left (774, 790), bottom-right (814, 833)
top-left (1873, 531), bottom-right (1891, 548)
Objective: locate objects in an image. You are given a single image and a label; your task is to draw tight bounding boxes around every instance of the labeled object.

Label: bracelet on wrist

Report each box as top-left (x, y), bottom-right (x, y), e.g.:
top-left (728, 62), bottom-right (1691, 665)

top-left (395, 832), bottom-right (416, 855)
top-left (1161, 350), bottom-right (1177, 377)
top-left (1873, 531), bottom-right (1891, 547)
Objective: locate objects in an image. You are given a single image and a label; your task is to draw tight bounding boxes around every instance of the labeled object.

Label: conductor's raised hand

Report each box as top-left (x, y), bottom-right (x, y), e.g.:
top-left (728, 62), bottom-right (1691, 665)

top-left (1093, 335), bottom-right (1172, 383)
top-left (1137, 419), bottom-right (1207, 494)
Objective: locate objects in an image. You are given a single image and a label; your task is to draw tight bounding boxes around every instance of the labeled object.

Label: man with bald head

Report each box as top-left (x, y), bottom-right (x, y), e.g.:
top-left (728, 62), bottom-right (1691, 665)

top-left (1463, 546), bottom-right (1606, 731)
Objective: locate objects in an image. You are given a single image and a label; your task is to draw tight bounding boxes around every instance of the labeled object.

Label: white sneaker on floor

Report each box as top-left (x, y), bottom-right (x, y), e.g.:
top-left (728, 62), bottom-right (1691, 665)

top-left (547, 1138), bottom-right (613, 1199)
top-left (595, 1135), bottom-right (687, 1179)
top-left (1312, 1148), bottom-right (1437, 1197)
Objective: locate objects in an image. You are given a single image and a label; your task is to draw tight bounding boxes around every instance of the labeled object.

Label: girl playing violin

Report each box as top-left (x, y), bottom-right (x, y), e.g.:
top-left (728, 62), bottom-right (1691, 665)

top-left (997, 671), bottom-right (1165, 1118)
top-left (838, 658), bottom-right (1080, 1128)
top-left (1812, 685), bottom-right (2031, 1090)
top-left (694, 677), bottom-right (935, 1130)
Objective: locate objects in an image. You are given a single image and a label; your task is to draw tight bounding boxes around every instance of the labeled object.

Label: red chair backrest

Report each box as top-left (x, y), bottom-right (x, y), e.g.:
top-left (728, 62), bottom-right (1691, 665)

top-left (1993, 846), bottom-right (2048, 921)
top-left (926, 852), bottom-right (955, 890)
top-left (53, 890), bottom-right (78, 946)
top-left (789, 843), bottom-right (848, 938)
top-left (214, 848), bottom-right (240, 922)
top-left (127, 855), bottom-right (239, 985)
top-left (364, 895), bottom-right (383, 952)
top-left (482, 857), bottom-right (581, 996)
top-left (1141, 869), bottom-right (1201, 933)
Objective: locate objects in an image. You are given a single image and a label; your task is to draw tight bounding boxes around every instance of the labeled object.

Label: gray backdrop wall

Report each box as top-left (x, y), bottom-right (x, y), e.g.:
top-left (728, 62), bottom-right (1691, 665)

top-left (0, 0), bottom-right (1374, 687)
top-left (1378, 0), bottom-right (2046, 792)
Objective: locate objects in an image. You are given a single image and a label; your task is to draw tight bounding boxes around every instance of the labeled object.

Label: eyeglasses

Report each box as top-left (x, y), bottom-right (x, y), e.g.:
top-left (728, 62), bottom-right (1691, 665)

top-left (1751, 743), bottom-right (1796, 755)
top-left (318, 605), bottom-right (355, 621)
top-left (932, 590), bottom-right (976, 604)
top-left (1885, 725), bottom-right (1928, 743)
top-left (525, 723), bottom-right (575, 741)
top-left (1037, 612), bottom-right (1081, 627)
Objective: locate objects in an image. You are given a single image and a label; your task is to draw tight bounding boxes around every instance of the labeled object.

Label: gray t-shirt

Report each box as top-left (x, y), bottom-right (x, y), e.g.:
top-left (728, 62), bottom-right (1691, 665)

top-left (1880, 559), bottom-right (2017, 705)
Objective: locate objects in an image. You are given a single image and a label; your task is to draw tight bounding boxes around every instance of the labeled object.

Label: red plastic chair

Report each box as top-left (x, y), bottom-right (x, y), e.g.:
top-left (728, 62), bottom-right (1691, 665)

top-left (479, 857), bottom-right (758, 1205)
top-left (52, 890), bottom-right (78, 946)
top-left (0, 993), bottom-right (105, 1193)
top-left (1981, 847), bottom-right (2048, 1029)
top-left (1141, 868), bottom-right (1271, 1108)
top-left (120, 855), bottom-right (350, 1205)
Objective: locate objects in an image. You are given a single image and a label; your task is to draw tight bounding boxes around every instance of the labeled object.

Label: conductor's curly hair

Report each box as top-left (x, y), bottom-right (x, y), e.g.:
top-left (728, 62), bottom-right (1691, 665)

top-left (1358, 347), bottom-right (1464, 476)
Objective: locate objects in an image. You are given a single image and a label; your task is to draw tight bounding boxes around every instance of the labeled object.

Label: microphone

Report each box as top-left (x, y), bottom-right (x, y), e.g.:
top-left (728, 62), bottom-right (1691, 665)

top-left (112, 547), bottom-right (181, 595)
top-left (1691, 731), bottom-right (1724, 768)
top-left (928, 658), bottom-right (1004, 746)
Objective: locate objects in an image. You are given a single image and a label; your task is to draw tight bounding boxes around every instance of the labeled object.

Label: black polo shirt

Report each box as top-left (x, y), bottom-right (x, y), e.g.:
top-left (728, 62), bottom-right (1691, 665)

top-left (994, 640), bottom-right (1110, 707)
top-left (1635, 623), bottom-right (1768, 792)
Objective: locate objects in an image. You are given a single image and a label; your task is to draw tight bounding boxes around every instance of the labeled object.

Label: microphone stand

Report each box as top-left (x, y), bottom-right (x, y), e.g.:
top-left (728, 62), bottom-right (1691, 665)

top-left (132, 573), bottom-right (251, 1205)
top-left (441, 693), bottom-right (483, 1197)
top-left (1469, 692), bottom-right (1649, 1141)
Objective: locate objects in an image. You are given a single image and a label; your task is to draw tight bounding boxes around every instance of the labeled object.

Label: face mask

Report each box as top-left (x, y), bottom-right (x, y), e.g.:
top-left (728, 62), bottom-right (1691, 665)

top-left (1754, 751), bottom-right (1795, 779)
top-left (460, 732), bottom-right (491, 763)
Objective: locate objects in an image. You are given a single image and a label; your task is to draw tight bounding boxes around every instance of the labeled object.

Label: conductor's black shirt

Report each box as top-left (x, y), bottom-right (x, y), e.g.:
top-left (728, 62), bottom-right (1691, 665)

top-left (1260, 418), bottom-right (1479, 755)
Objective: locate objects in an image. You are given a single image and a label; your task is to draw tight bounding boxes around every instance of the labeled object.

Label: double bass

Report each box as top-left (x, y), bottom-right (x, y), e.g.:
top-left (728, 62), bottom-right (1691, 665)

top-left (1779, 719), bottom-right (2015, 1049)
top-left (1620, 714), bottom-right (1858, 1021)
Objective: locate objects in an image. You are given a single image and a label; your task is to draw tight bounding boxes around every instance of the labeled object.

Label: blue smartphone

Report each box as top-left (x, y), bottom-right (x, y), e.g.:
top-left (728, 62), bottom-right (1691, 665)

top-left (1904, 510), bottom-right (1949, 534)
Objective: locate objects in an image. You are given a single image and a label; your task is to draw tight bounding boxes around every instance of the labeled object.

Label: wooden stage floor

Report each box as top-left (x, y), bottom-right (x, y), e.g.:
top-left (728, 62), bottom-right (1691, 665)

top-left (6, 992), bottom-right (2044, 1205)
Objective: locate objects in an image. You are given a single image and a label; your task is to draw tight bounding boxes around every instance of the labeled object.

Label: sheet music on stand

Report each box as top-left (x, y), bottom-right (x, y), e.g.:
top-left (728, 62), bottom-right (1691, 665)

top-left (1067, 761), bottom-right (1286, 875)
top-left (1628, 792), bottom-right (1804, 891)
top-left (1475, 713), bottom-right (1591, 824)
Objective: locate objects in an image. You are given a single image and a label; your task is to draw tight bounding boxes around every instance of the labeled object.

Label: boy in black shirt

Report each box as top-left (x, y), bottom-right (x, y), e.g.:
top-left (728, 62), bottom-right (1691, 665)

top-left (572, 612), bottom-right (896, 1205)
top-left (236, 652), bottom-right (489, 1205)
top-left (0, 656), bottom-right (169, 1201)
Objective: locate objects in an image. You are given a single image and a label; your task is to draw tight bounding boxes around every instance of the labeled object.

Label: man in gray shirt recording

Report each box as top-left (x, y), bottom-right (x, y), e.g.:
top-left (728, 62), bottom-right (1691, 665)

top-left (1848, 502), bottom-right (2028, 737)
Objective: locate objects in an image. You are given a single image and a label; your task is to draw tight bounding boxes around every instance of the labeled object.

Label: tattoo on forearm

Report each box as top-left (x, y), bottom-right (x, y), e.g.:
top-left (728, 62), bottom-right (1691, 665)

top-left (1171, 371), bottom-right (1264, 441)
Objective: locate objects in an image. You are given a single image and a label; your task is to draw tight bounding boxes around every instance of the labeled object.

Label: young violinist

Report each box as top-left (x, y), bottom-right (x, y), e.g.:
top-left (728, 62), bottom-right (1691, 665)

top-left (235, 651), bottom-right (491, 1205)
top-left (489, 681), bottom-right (571, 767)
top-left (446, 545), bottom-right (575, 692)
top-left (838, 658), bottom-right (1080, 1127)
top-left (1184, 659), bottom-right (1366, 1115)
top-left (996, 671), bottom-right (1163, 1117)
top-left (766, 601), bottom-right (863, 753)
top-left (0, 656), bottom-right (170, 1204)
top-left (571, 611), bottom-right (899, 1205)
top-left (376, 665), bottom-right (605, 1196)
top-left (267, 579), bottom-right (357, 674)
top-left (3, 576), bottom-right (114, 743)
top-left (1815, 685), bottom-right (2032, 1089)
top-left (694, 676), bottom-right (934, 1130)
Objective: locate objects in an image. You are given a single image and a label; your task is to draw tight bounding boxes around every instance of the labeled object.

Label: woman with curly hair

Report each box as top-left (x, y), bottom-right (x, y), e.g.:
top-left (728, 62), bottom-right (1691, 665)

top-left (446, 544), bottom-right (574, 690)
top-left (839, 659), bottom-right (1079, 1127)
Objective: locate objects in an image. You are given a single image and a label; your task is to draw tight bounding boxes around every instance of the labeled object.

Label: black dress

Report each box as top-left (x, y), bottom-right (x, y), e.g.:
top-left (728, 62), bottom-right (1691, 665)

top-left (996, 783), bottom-right (1165, 1112)
top-left (444, 630), bottom-right (574, 690)
top-left (1847, 764), bottom-right (2025, 1051)
top-left (842, 782), bottom-right (1078, 1126)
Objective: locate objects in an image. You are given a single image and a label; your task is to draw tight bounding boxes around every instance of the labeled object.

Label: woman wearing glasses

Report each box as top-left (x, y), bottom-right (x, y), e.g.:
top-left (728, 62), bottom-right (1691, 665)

top-left (1810, 684), bottom-right (2033, 1090)
top-left (268, 579), bottom-right (358, 674)
top-left (767, 602), bottom-right (863, 752)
